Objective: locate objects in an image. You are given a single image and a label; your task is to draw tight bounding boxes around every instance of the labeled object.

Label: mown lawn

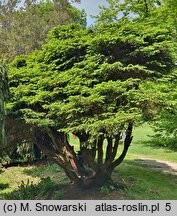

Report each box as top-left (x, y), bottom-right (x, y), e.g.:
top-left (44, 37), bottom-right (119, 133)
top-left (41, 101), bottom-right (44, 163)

top-left (0, 124), bottom-right (177, 200)
top-left (128, 124), bottom-right (177, 162)
top-left (117, 162), bottom-right (177, 199)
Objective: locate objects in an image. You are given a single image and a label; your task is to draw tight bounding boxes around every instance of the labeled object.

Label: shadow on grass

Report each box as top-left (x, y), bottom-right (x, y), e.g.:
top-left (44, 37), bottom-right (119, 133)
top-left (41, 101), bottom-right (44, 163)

top-left (138, 138), bottom-right (177, 152)
top-left (22, 162), bottom-right (62, 177)
top-left (117, 162), bottom-right (177, 199)
top-left (124, 158), bottom-right (177, 175)
top-left (1, 177), bottom-right (125, 200)
top-left (3, 160), bottom-right (177, 200)
top-left (0, 183), bottom-right (9, 190)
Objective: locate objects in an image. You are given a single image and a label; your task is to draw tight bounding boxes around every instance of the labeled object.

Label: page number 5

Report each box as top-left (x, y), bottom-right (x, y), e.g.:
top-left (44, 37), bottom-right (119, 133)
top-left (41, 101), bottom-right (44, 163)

top-left (165, 203), bottom-right (171, 211)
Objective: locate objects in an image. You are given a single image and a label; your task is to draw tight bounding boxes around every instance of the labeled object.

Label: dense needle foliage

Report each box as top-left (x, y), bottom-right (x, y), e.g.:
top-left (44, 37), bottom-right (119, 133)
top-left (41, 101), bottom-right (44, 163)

top-left (4, 19), bottom-right (176, 186)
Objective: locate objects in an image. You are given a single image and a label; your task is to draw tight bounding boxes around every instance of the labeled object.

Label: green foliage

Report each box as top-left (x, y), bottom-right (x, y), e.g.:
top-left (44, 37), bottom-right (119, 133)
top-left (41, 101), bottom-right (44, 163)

top-left (94, 0), bottom-right (162, 23)
top-left (94, 0), bottom-right (177, 150)
top-left (67, 4), bottom-right (87, 28)
top-left (5, 13), bottom-right (177, 185)
top-left (0, 63), bottom-right (9, 101)
top-left (0, 0), bottom-right (86, 61)
top-left (151, 72), bottom-right (177, 150)
top-left (95, 0), bottom-right (177, 29)
top-left (100, 184), bottom-right (115, 195)
top-left (0, 162), bottom-right (69, 199)
top-left (7, 22), bottom-right (176, 136)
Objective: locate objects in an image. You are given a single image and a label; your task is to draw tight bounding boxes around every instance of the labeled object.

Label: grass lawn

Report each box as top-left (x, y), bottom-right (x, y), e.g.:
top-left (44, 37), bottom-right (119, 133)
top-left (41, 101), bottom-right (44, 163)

top-left (116, 163), bottom-right (177, 199)
top-left (0, 124), bottom-right (177, 200)
top-left (128, 124), bottom-right (177, 162)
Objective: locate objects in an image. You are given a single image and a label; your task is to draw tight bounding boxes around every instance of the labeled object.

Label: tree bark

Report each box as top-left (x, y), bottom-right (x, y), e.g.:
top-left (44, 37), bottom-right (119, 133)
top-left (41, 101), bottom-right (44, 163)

top-left (108, 121), bottom-right (133, 172)
top-left (4, 117), bottom-right (134, 188)
top-left (97, 135), bottom-right (104, 166)
top-left (105, 136), bottom-right (113, 162)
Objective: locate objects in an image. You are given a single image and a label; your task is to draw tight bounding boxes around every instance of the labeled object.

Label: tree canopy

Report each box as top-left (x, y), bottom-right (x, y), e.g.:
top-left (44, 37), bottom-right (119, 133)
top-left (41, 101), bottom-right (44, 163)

top-left (95, 0), bottom-right (177, 151)
top-left (151, 71), bottom-right (177, 149)
top-left (4, 16), bottom-right (176, 186)
top-left (95, 0), bottom-right (177, 29)
top-left (0, 0), bottom-right (86, 61)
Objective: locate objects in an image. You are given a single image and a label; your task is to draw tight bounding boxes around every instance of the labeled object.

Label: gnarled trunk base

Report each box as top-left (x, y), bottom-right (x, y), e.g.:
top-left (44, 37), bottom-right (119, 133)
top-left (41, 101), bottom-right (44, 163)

top-left (4, 118), bottom-right (133, 189)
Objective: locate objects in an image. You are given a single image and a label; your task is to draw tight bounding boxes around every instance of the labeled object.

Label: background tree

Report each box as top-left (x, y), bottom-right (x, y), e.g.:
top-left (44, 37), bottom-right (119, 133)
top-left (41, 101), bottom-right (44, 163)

top-left (0, 0), bottom-right (86, 162)
top-left (0, 62), bottom-right (9, 147)
top-left (94, 0), bottom-right (162, 23)
top-left (94, 0), bottom-right (177, 26)
top-left (5, 18), bottom-right (176, 187)
top-left (151, 71), bottom-right (177, 149)
top-left (0, 0), bottom-right (85, 61)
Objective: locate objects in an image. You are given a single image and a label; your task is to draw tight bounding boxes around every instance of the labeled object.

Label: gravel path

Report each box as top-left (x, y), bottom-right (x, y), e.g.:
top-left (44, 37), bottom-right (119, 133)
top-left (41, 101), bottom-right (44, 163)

top-left (134, 157), bottom-right (177, 175)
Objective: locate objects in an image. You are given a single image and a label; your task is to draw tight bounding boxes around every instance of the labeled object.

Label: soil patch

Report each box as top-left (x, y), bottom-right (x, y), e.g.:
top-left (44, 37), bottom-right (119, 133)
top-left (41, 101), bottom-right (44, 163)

top-left (54, 183), bottom-right (128, 200)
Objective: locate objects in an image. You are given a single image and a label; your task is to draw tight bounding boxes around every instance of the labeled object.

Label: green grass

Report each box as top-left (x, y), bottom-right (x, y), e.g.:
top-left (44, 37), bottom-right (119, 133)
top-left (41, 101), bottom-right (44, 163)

top-left (0, 166), bottom-right (40, 196)
top-left (127, 124), bottom-right (177, 162)
top-left (116, 163), bottom-right (177, 199)
top-left (0, 160), bottom-right (177, 200)
top-left (69, 124), bottom-right (177, 163)
top-left (0, 162), bottom-right (69, 199)
top-left (0, 124), bottom-right (177, 199)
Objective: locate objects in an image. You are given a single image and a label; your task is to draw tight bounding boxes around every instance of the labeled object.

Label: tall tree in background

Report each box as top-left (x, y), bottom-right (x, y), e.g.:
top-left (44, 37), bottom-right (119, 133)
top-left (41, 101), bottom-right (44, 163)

top-left (94, 0), bottom-right (161, 23)
top-left (0, 0), bottom-right (86, 61)
top-left (0, 62), bottom-right (9, 147)
top-left (94, 0), bottom-right (177, 25)
top-left (0, 0), bottom-right (86, 161)
top-left (151, 70), bottom-right (177, 150)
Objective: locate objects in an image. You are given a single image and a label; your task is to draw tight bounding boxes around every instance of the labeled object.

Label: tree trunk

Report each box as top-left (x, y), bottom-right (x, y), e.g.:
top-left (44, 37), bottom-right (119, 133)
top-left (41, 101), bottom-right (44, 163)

top-left (4, 117), bottom-right (134, 188)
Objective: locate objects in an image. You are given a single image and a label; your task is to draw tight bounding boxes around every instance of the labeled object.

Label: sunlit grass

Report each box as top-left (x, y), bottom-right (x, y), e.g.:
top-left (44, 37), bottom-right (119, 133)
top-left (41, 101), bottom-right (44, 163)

top-left (127, 124), bottom-right (177, 163)
top-left (0, 166), bottom-right (40, 198)
top-left (1, 160), bottom-right (176, 200)
top-left (116, 163), bottom-right (177, 199)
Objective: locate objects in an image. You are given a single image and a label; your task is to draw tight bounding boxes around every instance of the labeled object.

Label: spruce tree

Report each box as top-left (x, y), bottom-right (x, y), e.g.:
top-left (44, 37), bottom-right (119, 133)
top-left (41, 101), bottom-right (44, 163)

top-left (6, 20), bottom-right (176, 186)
